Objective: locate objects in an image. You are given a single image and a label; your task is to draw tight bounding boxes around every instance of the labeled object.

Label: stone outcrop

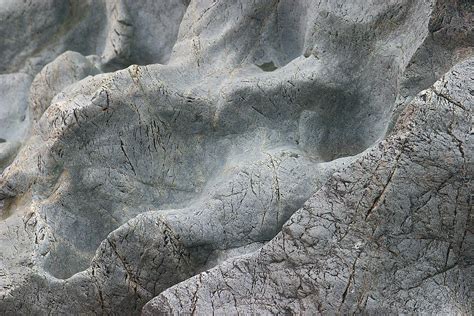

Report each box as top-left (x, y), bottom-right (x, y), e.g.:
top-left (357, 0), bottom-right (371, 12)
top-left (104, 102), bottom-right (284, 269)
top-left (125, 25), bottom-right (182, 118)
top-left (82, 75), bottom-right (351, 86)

top-left (0, 0), bottom-right (472, 314)
top-left (144, 58), bottom-right (473, 315)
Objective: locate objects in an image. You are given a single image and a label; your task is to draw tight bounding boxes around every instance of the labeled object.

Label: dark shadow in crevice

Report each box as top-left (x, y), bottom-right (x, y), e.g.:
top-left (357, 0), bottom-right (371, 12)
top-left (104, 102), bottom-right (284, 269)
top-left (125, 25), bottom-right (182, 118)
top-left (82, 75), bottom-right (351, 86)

top-left (257, 61), bottom-right (278, 72)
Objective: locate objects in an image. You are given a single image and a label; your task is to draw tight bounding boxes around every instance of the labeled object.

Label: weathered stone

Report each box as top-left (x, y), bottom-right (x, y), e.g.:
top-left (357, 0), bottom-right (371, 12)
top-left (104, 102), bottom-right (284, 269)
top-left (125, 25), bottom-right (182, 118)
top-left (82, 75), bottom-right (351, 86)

top-left (0, 73), bottom-right (31, 142)
top-left (29, 51), bottom-right (101, 122)
top-left (144, 58), bottom-right (473, 315)
top-left (0, 0), bottom-right (471, 315)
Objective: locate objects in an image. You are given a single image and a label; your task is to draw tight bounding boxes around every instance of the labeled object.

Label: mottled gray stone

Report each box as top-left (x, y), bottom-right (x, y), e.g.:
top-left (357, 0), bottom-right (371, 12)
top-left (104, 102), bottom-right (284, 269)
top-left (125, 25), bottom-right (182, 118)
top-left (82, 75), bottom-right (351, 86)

top-left (0, 73), bottom-right (31, 142)
top-left (144, 58), bottom-right (473, 315)
top-left (0, 72), bottom-right (32, 174)
top-left (0, 0), bottom-right (472, 315)
top-left (29, 51), bottom-right (101, 122)
top-left (0, 0), bottom-right (188, 75)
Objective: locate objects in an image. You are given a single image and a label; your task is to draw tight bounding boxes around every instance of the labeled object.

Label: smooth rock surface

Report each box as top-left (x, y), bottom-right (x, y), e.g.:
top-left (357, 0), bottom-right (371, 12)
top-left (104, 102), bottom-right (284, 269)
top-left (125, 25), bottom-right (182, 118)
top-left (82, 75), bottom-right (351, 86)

top-left (0, 73), bottom-right (31, 142)
top-left (0, 0), bottom-right (472, 314)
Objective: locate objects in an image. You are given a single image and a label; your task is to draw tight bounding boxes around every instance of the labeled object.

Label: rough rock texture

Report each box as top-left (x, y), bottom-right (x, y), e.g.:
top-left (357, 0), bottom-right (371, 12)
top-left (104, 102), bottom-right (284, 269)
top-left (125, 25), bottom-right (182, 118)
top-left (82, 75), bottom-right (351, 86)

top-left (144, 59), bottom-right (473, 315)
top-left (29, 51), bottom-right (101, 122)
top-left (0, 0), bottom-right (472, 315)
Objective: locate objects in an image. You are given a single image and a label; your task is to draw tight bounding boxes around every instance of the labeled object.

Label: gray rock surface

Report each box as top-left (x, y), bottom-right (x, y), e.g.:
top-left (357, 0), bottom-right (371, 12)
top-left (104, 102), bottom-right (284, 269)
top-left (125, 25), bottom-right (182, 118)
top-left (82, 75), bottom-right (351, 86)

top-left (0, 0), bottom-right (472, 314)
top-left (0, 0), bottom-right (188, 75)
top-left (29, 51), bottom-right (101, 122)
top-left (0, 73), bottom-right (31, 142)
top-left (144, 58), bottom-right (473, 315)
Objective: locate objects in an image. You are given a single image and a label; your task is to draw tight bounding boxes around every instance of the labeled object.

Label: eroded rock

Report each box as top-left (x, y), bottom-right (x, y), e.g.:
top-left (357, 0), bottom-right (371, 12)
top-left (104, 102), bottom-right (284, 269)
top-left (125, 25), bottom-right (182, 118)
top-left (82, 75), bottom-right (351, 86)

top-left (0, 0), bottom-right (472, 314)
top-left (144, 57), bottom-right (473, 315)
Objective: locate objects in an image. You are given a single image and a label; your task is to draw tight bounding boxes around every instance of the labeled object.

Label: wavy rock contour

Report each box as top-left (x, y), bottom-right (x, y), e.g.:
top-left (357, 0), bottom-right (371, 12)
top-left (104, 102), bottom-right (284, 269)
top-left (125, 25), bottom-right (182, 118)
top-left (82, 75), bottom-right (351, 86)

top-left (0, 0), bottom-right (472, 314)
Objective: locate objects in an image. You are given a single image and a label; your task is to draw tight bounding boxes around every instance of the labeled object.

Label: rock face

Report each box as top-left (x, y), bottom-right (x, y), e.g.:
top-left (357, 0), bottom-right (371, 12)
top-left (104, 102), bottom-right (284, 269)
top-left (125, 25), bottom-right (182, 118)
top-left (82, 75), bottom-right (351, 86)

top-left (144, 59), bottom-right (473, 315)
top-left (0, 0), bottom-right (472, 315)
